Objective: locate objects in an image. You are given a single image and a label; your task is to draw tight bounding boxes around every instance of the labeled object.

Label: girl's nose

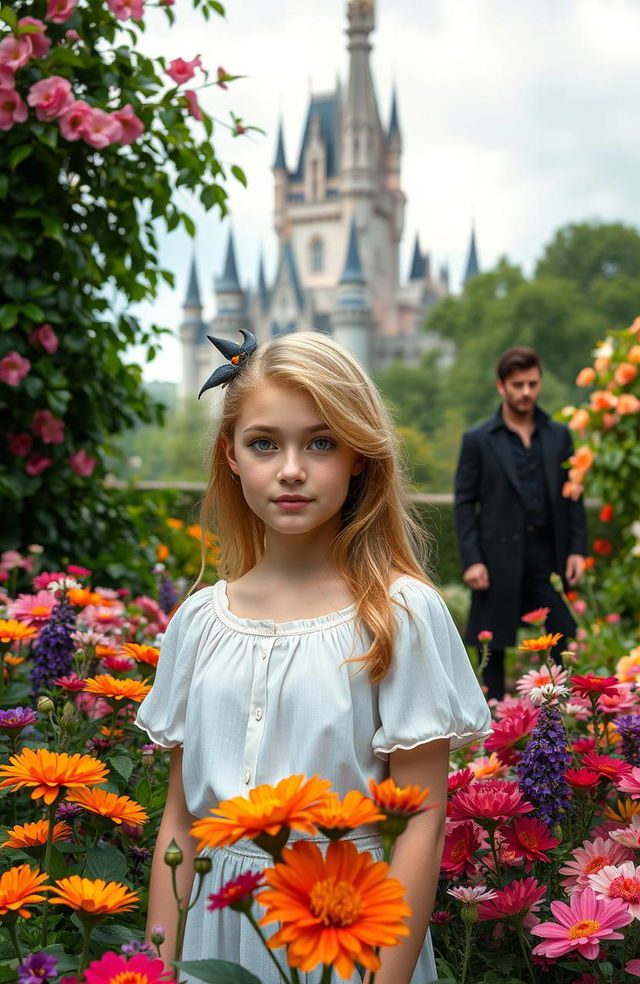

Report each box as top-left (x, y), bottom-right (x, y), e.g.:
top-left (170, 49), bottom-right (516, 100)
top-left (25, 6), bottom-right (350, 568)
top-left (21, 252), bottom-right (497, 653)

top-left (277, 450), bottom-right (306, 483)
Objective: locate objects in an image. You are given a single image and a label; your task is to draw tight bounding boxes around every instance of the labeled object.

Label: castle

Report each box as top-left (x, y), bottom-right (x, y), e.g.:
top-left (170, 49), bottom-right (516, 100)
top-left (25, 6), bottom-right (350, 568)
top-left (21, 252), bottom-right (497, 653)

top-left (178, 0), bottom-right (480, 398)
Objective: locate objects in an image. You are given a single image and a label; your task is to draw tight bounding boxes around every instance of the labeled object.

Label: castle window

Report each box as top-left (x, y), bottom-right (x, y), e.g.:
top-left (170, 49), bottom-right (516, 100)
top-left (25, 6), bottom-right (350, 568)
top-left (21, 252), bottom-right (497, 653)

top-left (310, 237), bottom-right (324, 273)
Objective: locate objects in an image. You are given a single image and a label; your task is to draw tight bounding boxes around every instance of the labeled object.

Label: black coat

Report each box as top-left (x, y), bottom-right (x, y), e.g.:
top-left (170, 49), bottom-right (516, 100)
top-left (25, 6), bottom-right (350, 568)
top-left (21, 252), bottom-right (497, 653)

top-left (453, 406), bottom-right (588, 648)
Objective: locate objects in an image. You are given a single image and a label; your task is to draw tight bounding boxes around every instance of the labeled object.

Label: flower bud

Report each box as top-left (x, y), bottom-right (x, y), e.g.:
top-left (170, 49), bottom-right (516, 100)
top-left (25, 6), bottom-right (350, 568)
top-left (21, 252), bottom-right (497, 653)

top-left (549, 573), bottom-right (563, 592)
top-left (36, 695), bottom-right (54, 715)
top-left (164, 839), bottom-right (183, 868)
top-left (150, 925), bottom-right (165, 945)
top-left (461, 902), bottom-right (479, 925)
top-left (193, 855), bottom-right (213, 876)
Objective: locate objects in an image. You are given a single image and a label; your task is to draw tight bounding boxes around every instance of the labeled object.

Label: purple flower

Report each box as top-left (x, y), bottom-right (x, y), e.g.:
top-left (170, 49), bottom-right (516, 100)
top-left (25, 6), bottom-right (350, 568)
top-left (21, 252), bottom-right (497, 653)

top-left (516, 702), bottom-right (571, 829)
top-left (0, 707), bottom-right (38, 732)
top-left (31, 592), bottom-right (76, 691)
top-left (55, 802), bottom-right (83, 821)
top-left (120, 940), bottom-right (158, 957)
top-left (615, 714), bottom-right (640, 767)
top-left (128, 844), bottom-right (151, 863)
top-left (158, 574), bottom-right (177, 614)
top-left (17, 953), bottom-right (57, 984)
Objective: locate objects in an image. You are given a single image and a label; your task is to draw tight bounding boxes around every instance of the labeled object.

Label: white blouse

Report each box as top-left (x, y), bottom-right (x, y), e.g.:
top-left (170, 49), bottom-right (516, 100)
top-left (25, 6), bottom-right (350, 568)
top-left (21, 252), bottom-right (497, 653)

top-left (135, 576), bottom-right (492, 819)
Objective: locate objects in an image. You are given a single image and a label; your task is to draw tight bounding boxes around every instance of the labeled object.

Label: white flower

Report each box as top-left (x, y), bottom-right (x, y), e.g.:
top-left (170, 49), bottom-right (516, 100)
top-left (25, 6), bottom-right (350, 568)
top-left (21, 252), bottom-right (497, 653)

top-left (46, 576), bottom-right (81, 594)
top-left (529, 683), bottom-right (570, 706)
top-left (593, 337), bottom-right (615, 359)
top-left (447, 885), bottom-right (497, 904)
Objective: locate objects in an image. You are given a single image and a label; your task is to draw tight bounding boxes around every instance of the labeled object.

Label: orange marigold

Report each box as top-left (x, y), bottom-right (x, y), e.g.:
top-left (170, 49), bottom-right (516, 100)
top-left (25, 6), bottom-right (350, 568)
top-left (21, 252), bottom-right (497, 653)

top-left (0, 619), bottom-right (38, 645)
top-left (65, 787), bottom-right (148, 826)
top-left (1, 820), bottom-right (72, 849)
top-left (67, 588), bottom-right (103, 608)
top-left (519, 633), bottom-right (563, 652)
top-left (0, 748), bottom-right (109, 804)
top-left (190, 774), bottom-right (332, 851)
top-left (0, 864), bottom-right (50, 918)
top-left (310, 791), bottom-right (384, 839)
top-left (120, 643), bottom-right (160, 668)
top-left (258, 839), bottom-right (411, 978)
top-left (82, 675), bottom-right (151, 702)
top-left (49, 875), bottom-right (139, 915)
top-left (369, 777), bottom-right (432, 815)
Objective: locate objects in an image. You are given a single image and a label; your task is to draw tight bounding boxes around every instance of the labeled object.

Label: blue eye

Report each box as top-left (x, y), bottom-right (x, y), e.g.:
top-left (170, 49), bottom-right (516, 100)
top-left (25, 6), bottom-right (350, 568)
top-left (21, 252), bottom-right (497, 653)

top-left (250, 438), bottom-right (276, 452)
top-left (309, 437), bottom-right (335, 451)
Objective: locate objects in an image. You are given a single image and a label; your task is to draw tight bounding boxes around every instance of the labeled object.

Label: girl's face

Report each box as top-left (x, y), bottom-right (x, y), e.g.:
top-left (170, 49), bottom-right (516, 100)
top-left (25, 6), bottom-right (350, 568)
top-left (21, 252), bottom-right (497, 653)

top-left (223, 383), bottom-right (364, 540)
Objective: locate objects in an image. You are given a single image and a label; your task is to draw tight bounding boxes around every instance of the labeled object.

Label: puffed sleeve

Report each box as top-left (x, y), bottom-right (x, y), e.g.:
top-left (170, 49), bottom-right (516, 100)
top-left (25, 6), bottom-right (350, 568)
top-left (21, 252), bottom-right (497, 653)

top-left (134, 589), bottom-right (208, 749)
top-left (372, 578), bottom-right (492, 758)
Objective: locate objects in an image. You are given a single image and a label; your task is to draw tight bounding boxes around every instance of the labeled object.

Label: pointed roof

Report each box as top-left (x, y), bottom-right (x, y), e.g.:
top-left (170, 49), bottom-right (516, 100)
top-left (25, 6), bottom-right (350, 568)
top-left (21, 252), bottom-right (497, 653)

top-left (292, 93), bottom-right (340, 182)
top-left (463, 225), bottom-right (480, 283)
top-left (217, 229), bottom-right (241, 293)
top-left (440, 261), bottom-right (450, 288)
top-left (409, 234), bottom-right (426, 280)
top-left (273, 118), bottom-right (287, 171)
top-left (387, 87), bottom-right (401, 142)
top-left (340, 217), bottom-right (366, 285)
top-left (184, 255), bottom-right (202, 308)
top-left (257, 253), bottom-right (269, 312)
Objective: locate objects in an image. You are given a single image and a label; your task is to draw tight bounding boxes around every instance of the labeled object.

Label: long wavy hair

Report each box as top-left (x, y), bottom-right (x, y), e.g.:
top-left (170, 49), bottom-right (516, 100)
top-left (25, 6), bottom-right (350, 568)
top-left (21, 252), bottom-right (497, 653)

top-left (198, 331), bottom-right (433, 683)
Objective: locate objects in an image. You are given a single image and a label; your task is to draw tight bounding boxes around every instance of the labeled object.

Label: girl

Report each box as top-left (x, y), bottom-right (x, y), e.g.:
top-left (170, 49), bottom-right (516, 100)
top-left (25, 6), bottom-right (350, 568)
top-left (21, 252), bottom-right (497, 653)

top-left (136, 331), bottom-right (491, 983)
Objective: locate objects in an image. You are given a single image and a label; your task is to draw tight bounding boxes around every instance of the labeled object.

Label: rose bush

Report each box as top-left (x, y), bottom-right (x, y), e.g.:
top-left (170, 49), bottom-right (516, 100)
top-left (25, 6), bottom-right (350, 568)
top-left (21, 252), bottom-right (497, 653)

top-left (0, 0), bottom-right (253, 583)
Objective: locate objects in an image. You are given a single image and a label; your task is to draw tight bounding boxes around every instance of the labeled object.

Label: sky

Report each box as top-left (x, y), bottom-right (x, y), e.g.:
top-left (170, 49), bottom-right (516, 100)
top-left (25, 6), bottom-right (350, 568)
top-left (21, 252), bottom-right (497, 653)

top-left (133, 0), bottom-right (640, 383)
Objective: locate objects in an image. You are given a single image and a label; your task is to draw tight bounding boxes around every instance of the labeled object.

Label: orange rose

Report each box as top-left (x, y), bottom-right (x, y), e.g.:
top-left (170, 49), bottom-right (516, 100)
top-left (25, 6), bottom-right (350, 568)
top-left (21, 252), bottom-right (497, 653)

top-left (569, 409), bottom-right (590, 434)
top-left (617, 393), bottom-right (640, 415)
top-left (602, 412), bottom-right (620, 430)
top-left (590, 390), bottom-right (618, 412)
top-left (628, 345), bottom-right (640, 364)
top-left (594, 356), bottom-right (611, 373)
top-left (562, 480), bottom-right (584, 501)
top-left (576, 367), bottom-right (596, 386)
top-left (614, 362), bottom-right (637, 386)
top-left (570, 445), bottom-right (594, 473)
top-left (629, 316), bottom-right (640, 335)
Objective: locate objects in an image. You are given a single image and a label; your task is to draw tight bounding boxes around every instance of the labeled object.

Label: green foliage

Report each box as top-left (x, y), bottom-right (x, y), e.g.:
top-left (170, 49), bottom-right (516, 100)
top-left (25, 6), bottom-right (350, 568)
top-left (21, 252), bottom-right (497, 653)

top-left (536, 220), bottom-right (640, 296)
top-left (115, 397), bottom-right (213, 482)
top-left (0, 0), bottom-right (251, 579)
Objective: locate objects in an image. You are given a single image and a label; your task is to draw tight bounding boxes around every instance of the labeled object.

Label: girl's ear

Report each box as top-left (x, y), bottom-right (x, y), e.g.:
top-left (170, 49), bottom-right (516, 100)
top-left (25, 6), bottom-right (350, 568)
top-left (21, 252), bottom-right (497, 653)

top-left (220, 435), bottom-right (240, 476)
top-left (351, 455), bottom-right (365, 477)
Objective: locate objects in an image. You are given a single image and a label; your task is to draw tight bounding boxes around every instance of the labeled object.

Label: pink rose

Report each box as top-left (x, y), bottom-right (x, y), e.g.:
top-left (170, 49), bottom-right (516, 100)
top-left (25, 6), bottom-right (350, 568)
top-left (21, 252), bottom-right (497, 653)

top-left (65, 29), bottom-right (81, 42)
top-left (0, 351), bottom-right (31, 385)
top-left (0, 66), bottom-right (15, 88)
top-left (605, 613), bottom-right (621, 623)
top-left (184, 89), bottom-right (203, 121)
top-left (107, 0), bottom-right (145, 20)
top-left (572, 600), bottom-right (587, 616)
top-left (29, 323), bottom-right (59, 354)
top-left (18, 18), bottom-right (51, 59)
top-left (0, 87), bottom-right (28, 130)
top-left (32, 408), bottom-right (65, 444)
top-left (25, 452), bottom-right (53, 476)
top-left (0, 35), bottom-right (32, 72)
top-left (69, 449), bottom-right (96, 477)
top-left (58, 99), bottom-right (92, 141)
top-left (166, 55), bottom-right (202, 86)
top-left (27, 76), bottom-right (74, 121)
top-left (7, 433), bottom-right (34, 457)
top-left (81, 107), bottom-right (122, 148)
top-left (45, 0), bottom-right (78, 24)
top-left (112, 103), bottom-right (144, 144)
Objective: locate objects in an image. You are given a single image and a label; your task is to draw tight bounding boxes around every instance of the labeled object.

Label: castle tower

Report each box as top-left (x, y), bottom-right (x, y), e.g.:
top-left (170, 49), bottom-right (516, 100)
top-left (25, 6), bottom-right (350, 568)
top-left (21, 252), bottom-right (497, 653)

top-left (272, 119), bottom-right (289, 243)
top-left (341, 0), bottom-right (383, 197)
top-left (385, 88), bottom-right (405, 247)
top-left (333, 216), bottom-right (373, 371)
top-left (178, 255), bottom-right (204, 399)
top-left (463, 224), bottom-right (480, 285)
top-left (211, 229), bottom-right (249, 341)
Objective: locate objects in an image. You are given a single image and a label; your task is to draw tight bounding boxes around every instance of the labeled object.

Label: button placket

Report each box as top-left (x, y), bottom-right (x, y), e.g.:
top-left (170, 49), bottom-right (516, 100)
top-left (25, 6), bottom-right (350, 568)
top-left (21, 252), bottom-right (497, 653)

top-left (241, 634), bottom-right (275, 788)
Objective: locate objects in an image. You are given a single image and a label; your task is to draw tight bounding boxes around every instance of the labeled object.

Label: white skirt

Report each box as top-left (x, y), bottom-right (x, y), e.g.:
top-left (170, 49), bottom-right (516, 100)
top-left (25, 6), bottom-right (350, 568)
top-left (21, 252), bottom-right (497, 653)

top-left (181, 831), bottom-right (438, 984)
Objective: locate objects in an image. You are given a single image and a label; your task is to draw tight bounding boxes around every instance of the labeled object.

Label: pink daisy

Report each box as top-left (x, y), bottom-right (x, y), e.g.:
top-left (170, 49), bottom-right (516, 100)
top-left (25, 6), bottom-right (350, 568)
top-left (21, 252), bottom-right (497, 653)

top-left (207, 870), bottom-right (264, 911)
top-left (447, 884), bottom-right (497, 904)
top-left (588, 861), bottom-right (640, 917)
top-left (469, 753), bottom-right (508, 780)
top-left (609, 814), bottom-right (640, 850)
top-left (531, 888), bottom-right (632, 960)
top-left (84, 952), bottom-right (167, 984)
top-left (581, 751), bottom-right (632, 782)
top-left (626, 959), bottom-right (640, 976)
top-left (478, 876), bottom-right (546, 928)
top-left (598, 683), bottom-right (636, 715)
top-left (489, 694), bottom-right (526, 720)
top-left (515, 664), bottom-right (567, 697)
top-left (618, 766), bottom-right (640, 799)
top-left (559, 837), bottom-right (634, 894)
top-left (484, 705), bottom-right (540, 765)
top-left (448, 780), bottom-right (534, 824)
top-left (9, 590), bottom-right (56, 625)
top-left (441, 820), bottom-right (483, 878)
top-left (500, 816), bottom-right (561, 869)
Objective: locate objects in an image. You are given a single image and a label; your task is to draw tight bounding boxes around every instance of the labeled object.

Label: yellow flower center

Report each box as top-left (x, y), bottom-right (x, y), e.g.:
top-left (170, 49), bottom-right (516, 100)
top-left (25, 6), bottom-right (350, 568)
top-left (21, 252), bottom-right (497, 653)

top-left (108, 973), bottom-right (151, 984)
top-left (567, 918), bottom-right (600, 940)
top-left (583, 856), bottom-right (608, 875)
top-left (518, 831), bottom-right (539, 848)
top-left (309, 877), bottom-right (362, 927)
top-left (609, 875), bottom-right (640, 904)
top-left (31, 606), bottom-right (51, 617)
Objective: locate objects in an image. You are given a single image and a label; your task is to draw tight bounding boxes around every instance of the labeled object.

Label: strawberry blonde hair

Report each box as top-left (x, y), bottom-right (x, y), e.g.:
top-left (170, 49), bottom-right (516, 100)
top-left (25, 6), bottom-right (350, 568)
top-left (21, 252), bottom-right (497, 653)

top-left (198, 331), bottom-right (433, 683)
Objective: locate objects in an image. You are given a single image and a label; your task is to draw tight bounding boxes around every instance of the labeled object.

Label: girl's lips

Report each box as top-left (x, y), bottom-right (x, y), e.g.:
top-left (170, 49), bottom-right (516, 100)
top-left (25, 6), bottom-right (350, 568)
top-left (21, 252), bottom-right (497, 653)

top-left (273, 497), bottom-right (312, 510)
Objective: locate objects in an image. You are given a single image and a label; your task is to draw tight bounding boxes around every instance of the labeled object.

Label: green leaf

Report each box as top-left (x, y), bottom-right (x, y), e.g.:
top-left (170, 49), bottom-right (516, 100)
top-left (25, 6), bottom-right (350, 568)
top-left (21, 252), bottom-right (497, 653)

top-left (0, 304), bottom-right (19, 329)
top-left (9, 145), bottom-right (32, 170)
top-left (108, 753), bottom-right (134, 782)
top-left (21, 302), bottom-right (45, 322)
top-left (174, 961), bottom-right (262, 984)
top-left (86, 842), bottom-right (128, 883)
top-left (231, 164), bottom-right (247, 188)
top-left (134, 775), bottom-right (151, 808)
top-left (0, 6), bottom-right (17, 29)
top-left (0, 964), bottom-right (18, 984)
top-left (36, 125), bottom-right (59, 150)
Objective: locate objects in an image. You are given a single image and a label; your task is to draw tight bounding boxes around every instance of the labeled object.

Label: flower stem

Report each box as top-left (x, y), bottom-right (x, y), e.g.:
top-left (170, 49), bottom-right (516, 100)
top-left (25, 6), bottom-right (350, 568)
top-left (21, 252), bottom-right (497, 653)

top-left (77, 922), bottom-right (94, 975)
top-left (460, 921), bottom-right (472, 984)
top-left (319, 966), bottom-right (333, 984)
top-left (515, 923), bottom-right (535, 984)
top-left (244, 910), bottom-right (292, 984)
top-left (40, 798), bottom-right (60, 947)
top-left (6, 918), bottom-right (22, 961)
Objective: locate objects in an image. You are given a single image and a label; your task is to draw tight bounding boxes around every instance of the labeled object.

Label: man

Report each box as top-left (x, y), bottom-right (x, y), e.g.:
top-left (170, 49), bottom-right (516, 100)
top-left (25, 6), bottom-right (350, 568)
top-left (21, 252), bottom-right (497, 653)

top-left (453, 346), bottom-right (587, 700)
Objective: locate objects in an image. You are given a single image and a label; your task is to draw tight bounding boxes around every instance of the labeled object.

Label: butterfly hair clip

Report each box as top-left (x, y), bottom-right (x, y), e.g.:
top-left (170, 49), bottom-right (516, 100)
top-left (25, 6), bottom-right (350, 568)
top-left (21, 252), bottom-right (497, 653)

top-left (198, 329), bottom-right (257, 398)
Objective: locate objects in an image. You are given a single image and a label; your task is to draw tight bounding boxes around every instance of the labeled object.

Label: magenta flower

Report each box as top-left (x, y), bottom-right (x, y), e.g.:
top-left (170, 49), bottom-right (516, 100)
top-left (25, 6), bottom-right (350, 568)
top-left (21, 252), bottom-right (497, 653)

top-left (184, 89), bottom-right (203, 121)
top-left (618, 765), bottom-right (640, 799)
top-left (81, 107), bottom-right (123, 148)
top-left (216, 66), bottom-right (229, 89)
top-left (166, 55), bottom-right (202, 86)
top-left (29, 324), bottom-right (59, 354)
top-left (0, 351), bottom-right (31, 386)
top-left (69, 449), bottom-right (96, 477)
top-left (25, 452), bottom-right (52, 476)
top-left (478, 876), bottom-right (546, 927)
top-left (627, 959), bottom-right (640, 977)
top-left (32, 409), bottom-right (65, 445)
top-left (477, 630), bottom-right (493, 642)
top-left (112, 104), bottom-right (144, 144)
top-left (0, 66), bottom-right (15, 88)
top-left (0, 708), bottom-right (38, 733)
top-left (559, 836), bottom-right (633, 895)
top-left (10, 590), bottom-right (56, 626)
top-left (448, 780), bottom-right (534, 824)
top-left (207, 870), bottom-right (264, 912)
top-left (84, 952), bottom-right (167, 984)
top-left (17, 18), bottom-right (51, 59)
top-left (0, 35), bottom-right (32, 72)
top-left (7, 433), bottom-right (33, 458)
top-left (27, 77), bottom-right (74, 121)
top-left (588, 861), bottom-right (640, 917)
top-left (531, 888), bottom-right (632, 960)
top-left (59, 99), bottom-right (92, 141)
top-left (17, 952), bottom-right (57, 984)
top-left (45, 0), bottom-right (78, 23)
top-left (107, 0), bottom-right (146, 21)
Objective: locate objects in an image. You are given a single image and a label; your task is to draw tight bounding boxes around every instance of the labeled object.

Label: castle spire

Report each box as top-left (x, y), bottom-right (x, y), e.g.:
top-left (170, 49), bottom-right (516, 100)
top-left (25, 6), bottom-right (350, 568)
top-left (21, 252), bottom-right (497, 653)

top-left (183, 254), bottom-right (202, 308)
top-left (341, 0), bottom-right (383, 188)
top-left (463, 223), bottom-right (480, 284)
top-left (387, 86), bottom-right (400, 143)
top-left (273, 117), bottom-right (287, 171)
top-left (409, 234), bottom-right (426, 280)
top-left (217, 229), bottom-right (241, 293)
top-left (340, 216), bottom-right (366, 285)
top-left (257, 252), bottom-right (269, 312)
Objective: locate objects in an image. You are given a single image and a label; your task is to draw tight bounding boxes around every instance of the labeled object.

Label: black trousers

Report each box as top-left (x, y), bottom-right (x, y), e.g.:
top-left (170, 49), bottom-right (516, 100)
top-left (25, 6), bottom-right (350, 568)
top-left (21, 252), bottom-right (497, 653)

top-left (479, 532), bottom-right (576, 701)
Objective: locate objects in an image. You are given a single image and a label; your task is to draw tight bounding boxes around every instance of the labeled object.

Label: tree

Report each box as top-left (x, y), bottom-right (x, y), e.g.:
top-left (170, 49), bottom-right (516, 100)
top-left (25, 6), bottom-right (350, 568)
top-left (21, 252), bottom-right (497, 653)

top-left (0, 0), bottom-right (253, 581)
top-left (536, 221), bottom-right (640, 296)
top-left (376, 351), bottom-right (444, 437)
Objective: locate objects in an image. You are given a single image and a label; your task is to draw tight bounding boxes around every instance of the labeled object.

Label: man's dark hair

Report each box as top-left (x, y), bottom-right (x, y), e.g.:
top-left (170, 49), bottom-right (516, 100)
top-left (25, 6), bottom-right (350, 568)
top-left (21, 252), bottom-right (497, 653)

top-left (496, 346), bottom-right (543, 383)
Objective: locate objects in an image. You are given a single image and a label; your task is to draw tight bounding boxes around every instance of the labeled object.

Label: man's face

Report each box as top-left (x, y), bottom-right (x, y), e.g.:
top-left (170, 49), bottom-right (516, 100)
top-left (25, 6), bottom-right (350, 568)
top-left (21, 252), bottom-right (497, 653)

top-left (497, 367), bottom-right (542, 417)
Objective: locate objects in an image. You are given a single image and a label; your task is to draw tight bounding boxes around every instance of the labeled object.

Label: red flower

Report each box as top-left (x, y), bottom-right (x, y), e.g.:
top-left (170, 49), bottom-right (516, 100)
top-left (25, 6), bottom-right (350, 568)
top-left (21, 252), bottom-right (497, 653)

top-left (570, 674), bottom-right (620, 699)
top-left (500, 817), bottom-right (560, 869)
top-left (166, 55), bottom-right (202, 86)
top-left (565, 768), bottom-right (601, 790)
top-left (584, 556), bottom-right (596, 570)
top-left (441, 821), bottom-right (483, 877)
top-left (7, 433), bottom-right (33, 458)
top-left (581, 752), bottom-right (632, 782)
top-left (593, 538), bottom-right (613, 556)
top-left (207, 870), bottom-right (264, 912)
top-left (484, 705), bottom-right (540, 766)
top-left (478, 876), bottom-right (547, 925)
top-left (25, 452), bottom-right (52, 476)
top-left (477, 630), bottom-right (493, 643)
top-left (599, 504), bottom-right (614, 523)
top-left (31, 409), bottom-right (64, 444)
top-left (448, 780), bottom-right (534, 824)
top-left (521, 607), bottom-right (550, 626)
top-left (53, 674), bottom-right (86, 693)
top-left (447, 768), bottom-right (474, 794)
top-left (573, 737), bottom-right (596, 755)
